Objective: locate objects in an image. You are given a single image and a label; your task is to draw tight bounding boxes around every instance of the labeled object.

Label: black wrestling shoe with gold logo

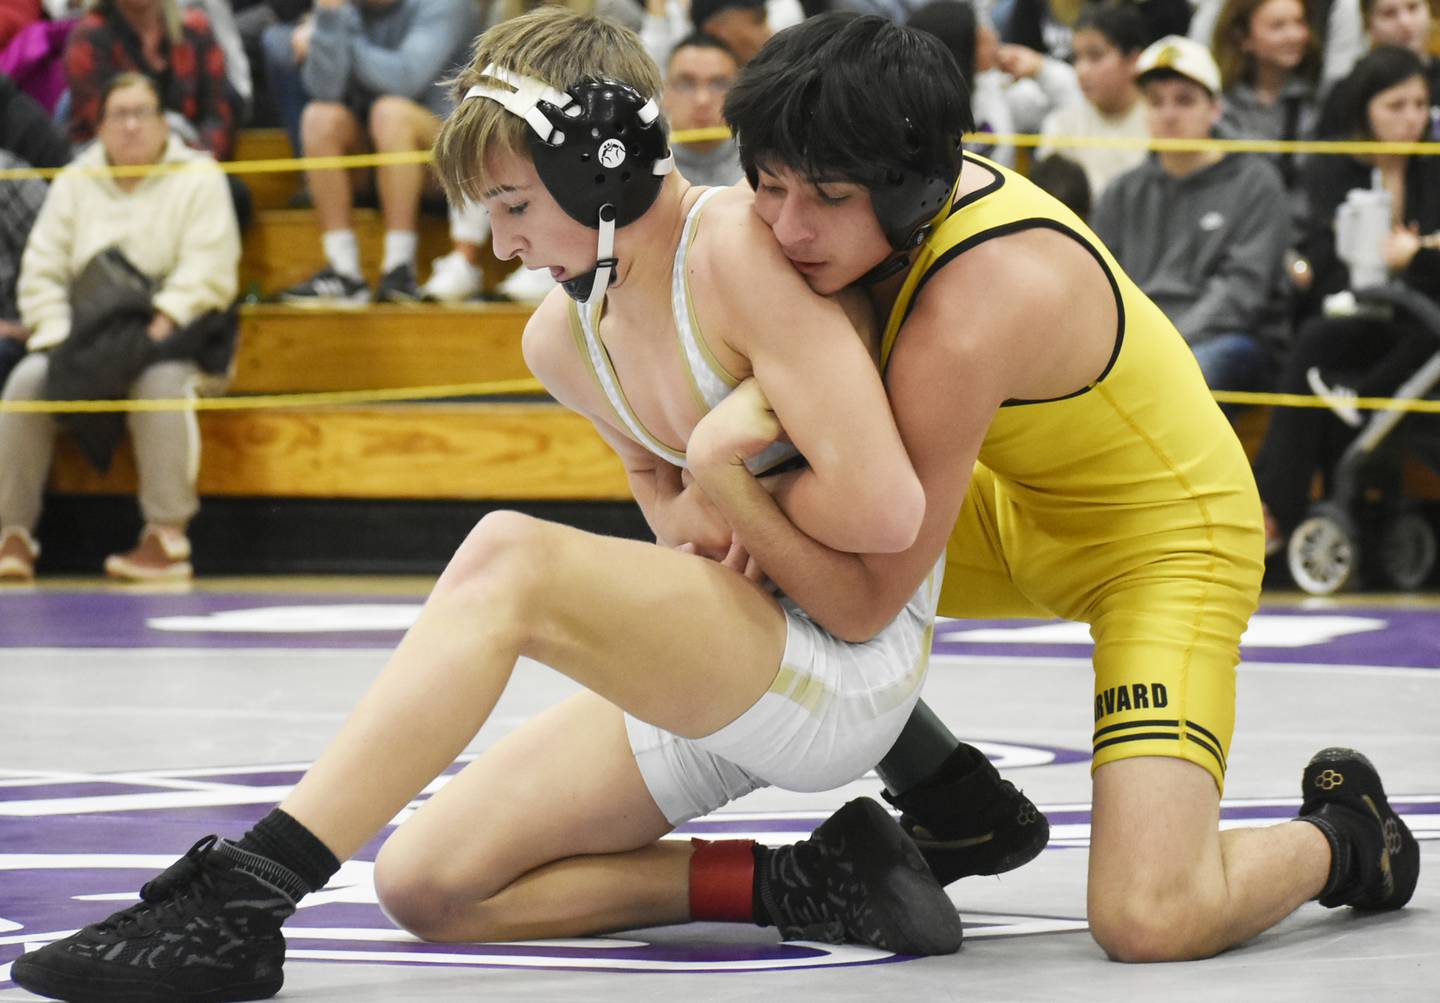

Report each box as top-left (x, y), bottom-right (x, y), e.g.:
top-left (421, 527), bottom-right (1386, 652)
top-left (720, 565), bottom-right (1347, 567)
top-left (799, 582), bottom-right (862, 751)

top-left (1298, 747), bottom-right (1419, 910)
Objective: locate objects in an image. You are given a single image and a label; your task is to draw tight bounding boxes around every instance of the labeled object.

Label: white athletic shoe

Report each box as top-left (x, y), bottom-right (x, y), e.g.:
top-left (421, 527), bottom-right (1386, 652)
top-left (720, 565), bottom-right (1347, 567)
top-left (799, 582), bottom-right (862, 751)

top-left (498, 266), bottom-right (558, 303)
top-left (420, 250), bottom-right (484, 303)
top-left (1306, 367), bottom-right (1363, 428)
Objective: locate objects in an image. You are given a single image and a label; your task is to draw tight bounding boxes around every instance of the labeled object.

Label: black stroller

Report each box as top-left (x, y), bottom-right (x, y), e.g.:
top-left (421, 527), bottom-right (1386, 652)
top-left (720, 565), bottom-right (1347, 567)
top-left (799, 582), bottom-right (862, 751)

top-left (1286, 283), bottom-right (1440, 594)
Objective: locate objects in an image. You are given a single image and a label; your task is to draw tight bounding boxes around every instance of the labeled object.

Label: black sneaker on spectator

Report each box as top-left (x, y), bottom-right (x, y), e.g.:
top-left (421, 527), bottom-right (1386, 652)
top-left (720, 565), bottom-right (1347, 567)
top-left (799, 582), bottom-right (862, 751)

top-left (277, 267), bottom-right (370, 307)
top-left (374, 264), bottom-right (422, 304)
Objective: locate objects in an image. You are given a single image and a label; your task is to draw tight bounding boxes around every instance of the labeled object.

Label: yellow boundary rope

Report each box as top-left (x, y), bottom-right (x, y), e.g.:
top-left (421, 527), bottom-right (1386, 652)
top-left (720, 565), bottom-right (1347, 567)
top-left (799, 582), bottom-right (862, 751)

top-left (0, 379), bottom-right (545, 413)
top-left (5, 129), bottom-right (1440, 182)
top-left (4, 384), bottom-right (1438, 415)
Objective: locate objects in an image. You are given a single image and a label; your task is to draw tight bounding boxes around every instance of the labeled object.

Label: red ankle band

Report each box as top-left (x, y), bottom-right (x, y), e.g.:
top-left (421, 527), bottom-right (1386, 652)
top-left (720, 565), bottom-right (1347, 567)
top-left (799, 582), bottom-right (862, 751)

top-left (688, 838), bottom-right (756, 922)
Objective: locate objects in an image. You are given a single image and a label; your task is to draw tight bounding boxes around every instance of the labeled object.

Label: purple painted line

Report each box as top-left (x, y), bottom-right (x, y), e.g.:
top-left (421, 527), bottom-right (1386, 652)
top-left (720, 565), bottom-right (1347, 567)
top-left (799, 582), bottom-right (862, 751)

top-left (7, 593), bottom-right (1440, 669)
top-left (933, 608), bottom-right (1440, 669)
top-left (285, 952), bottom-right (908, 976)
top-left (0, 592), bottom-right (416, 649)
top-left (0, 782), bottom-right (165, 801)
top-left (179, 771), bottom-right (314, 788)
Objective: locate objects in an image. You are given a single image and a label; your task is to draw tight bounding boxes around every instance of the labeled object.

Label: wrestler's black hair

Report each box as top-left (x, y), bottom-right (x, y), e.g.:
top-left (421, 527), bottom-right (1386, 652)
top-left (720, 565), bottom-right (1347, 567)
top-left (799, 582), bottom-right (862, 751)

top-left (723, 12), bottom-right (970, 199)
top-left (905, 1), bottom-right (978, 91)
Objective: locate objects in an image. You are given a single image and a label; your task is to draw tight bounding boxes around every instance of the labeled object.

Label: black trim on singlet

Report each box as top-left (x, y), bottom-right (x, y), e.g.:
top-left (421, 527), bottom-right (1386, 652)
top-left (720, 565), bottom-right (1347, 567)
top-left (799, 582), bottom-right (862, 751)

top-left (1186, 721), bottom-right (1228, 772)
top-left (1093, 717), bottom-right (1180, 740)
top-left (1092, 718), bottom-right (1227, 773)
top-left (952, 154), bottom-right (1005, 210)
top-left (1185, 732), bottom-right (1227, 773)
top-left (897, 219), bottom-right (1127, 408)
top-left (1093, 732), bottom-right (1182, 753)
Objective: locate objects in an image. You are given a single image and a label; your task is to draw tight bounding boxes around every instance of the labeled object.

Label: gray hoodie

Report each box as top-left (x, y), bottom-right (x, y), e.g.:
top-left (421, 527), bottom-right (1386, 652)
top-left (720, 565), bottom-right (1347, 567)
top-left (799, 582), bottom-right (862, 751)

top-left (1091, 152), bottom-right (1291, 355)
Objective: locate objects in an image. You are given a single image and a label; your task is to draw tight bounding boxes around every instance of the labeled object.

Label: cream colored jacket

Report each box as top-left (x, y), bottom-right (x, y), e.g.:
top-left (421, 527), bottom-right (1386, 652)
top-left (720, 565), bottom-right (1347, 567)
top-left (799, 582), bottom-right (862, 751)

top-left (19, 134), bottom-right (240, 351)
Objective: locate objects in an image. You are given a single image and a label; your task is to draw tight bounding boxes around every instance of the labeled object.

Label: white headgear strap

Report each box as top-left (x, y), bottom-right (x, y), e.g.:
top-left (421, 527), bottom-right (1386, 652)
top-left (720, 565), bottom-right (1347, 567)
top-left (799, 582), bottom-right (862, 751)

top-left (464, 65), bottom-right (576, 145)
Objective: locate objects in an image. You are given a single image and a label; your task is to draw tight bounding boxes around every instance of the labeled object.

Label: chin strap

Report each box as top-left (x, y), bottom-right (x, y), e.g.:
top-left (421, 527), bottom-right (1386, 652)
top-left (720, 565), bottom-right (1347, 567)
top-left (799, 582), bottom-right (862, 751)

top-left (563, 204), bottom-right (618, 307)
top-left (855, 251), bottom-right (913, 286)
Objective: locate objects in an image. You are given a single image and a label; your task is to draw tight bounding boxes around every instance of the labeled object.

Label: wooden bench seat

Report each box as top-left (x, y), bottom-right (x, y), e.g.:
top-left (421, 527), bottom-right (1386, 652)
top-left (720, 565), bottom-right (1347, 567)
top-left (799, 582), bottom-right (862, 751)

top-left (231, 303), bottom-right (532, 394)
top-left (49, 404), bottom-right (630, 501)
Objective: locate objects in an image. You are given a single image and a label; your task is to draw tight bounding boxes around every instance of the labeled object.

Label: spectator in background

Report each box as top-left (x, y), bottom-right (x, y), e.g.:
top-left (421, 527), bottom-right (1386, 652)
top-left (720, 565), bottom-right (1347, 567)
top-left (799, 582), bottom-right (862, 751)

top-left (1253, 45), bottom-right (1438, 553)
top-left (1212, 0), bottom-right (1320, 187)
top-left (1092, 35), bottom-right (1290, 400)
top-left (180, 0), bottom-right (253, 122)
top-left (62, 0), bottom-right (252, 225)
top-left (0, 73), bottom-right (239, 583)
top-left (1, 67), bottom-right (71, 167)
top-left (1360, 0), bottom-right (1438, 136)
top-left (1192, 0), bottom-right (1364, 89)
top-left (64, 0), bottom-right (234, 159)
top-left (266, 0), bottom-right (480, 304)
top-left (664, 31), bottom-right (742, 186)
top-left (688, 0), bottom-right (774, 63)
top-left (0, 69), bottom-right (68, 390)
top-left (1028, 151), bottom-right (1091, 217)
top-left (1, 0), bottom-right (42, 50)
top-left (988, 21), bottom-right (1082, 133)
top-left (229, 0), bottom-right (311, 130)
top-left (1038, 4), bottom-right (1149, 200)
top-left (0, 148), bottom-right (44, 388)
top-left (997, 0), bottom-right (1079, 60)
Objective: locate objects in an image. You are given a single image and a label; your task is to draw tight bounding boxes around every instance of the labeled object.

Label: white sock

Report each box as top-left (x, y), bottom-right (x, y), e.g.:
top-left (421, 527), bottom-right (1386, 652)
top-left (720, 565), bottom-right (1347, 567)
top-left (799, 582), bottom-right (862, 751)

top-left (322, 230), bottom-right (361, 280)
top-left (382, 231), bottom-right (418, 274)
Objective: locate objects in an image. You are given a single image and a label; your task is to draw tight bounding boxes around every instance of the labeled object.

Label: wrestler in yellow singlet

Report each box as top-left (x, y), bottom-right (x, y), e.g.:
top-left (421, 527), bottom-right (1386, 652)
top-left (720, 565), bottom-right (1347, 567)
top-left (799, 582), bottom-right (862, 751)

top-left (881, 154), bottom-right (1266, 792)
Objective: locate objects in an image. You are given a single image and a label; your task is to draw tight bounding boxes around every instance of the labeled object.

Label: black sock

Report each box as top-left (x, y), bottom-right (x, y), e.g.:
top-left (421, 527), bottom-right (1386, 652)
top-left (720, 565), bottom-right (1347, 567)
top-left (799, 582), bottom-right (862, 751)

top-left (1298, 810), bottom-right (1353, 905)
top-left (237, 808), bottom-right (341, 895)
top-left (751, 844), bottom-right (773, 927)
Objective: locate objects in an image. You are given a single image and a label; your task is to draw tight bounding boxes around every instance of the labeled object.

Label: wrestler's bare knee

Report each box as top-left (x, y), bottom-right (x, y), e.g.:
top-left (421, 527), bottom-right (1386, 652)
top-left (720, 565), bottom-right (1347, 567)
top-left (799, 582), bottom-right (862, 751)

top-left (1088, 885), bottom-right (1219, 963)
top-left (373, 840), bottom-right (506, 943)
top-left (433, 512), bottom-right (553, 614)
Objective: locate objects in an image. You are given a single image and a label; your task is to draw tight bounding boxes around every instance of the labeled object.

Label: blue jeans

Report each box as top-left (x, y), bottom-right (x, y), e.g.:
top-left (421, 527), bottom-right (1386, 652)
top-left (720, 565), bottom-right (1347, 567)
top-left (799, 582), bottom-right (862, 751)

top-left (260, 24), bottom-right (308, 155)
top-left (1191, 332), bottom-right (1274, 419)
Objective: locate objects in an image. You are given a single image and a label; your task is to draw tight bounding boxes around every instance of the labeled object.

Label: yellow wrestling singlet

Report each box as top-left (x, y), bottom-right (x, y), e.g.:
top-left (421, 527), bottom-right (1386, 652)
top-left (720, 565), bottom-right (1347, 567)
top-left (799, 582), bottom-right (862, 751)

top-left (881, 154), bottom-right (1266, 791)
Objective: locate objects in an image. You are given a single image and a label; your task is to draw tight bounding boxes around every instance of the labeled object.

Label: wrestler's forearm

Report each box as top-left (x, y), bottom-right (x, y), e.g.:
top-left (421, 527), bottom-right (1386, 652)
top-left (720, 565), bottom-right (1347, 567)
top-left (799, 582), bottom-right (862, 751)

top-left (698, 464), bottom-right (897, 642)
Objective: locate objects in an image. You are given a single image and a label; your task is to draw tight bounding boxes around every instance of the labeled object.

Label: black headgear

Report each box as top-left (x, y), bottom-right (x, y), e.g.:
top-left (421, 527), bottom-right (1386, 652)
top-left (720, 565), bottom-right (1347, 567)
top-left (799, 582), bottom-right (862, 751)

top-left (854, 164), bottom-right (954, 284)
top-left (465, 67), bottom-right (674, 306)
top-left (742, 156), bottom-right (954, 285)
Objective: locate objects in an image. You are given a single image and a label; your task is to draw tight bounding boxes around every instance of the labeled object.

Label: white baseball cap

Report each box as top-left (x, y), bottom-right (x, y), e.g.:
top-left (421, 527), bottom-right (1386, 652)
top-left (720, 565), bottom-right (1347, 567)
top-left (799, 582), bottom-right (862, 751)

top-left (1135, 35), bottom-right (1222, 95)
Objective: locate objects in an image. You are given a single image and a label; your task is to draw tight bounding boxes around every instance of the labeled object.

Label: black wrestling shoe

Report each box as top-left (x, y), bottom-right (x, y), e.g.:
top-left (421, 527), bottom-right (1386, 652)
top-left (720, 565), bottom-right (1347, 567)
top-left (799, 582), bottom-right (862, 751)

top-left (759, 797), bottom-right (963, 956)
top-left (11, 836), bottom-right (302, 1002)
top-left (882, 745), bottom-right (1049, 885)
top-left (1298, 748), bottom-right (1419, 910)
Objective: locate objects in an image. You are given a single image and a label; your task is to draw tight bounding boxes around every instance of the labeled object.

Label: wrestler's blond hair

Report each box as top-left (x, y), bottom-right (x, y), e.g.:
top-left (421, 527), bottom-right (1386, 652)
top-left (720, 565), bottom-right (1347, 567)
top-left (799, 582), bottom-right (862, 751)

top-left (433, 6), bottom-right (663, 205)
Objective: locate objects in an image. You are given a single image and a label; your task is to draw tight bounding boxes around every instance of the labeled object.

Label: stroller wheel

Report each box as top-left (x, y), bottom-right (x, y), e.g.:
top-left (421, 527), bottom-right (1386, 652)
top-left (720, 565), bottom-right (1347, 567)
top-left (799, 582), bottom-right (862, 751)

top-left (1288, 504), bottom-right (1360, 595)
top-left (1378, 512), bottom-right (1437, 591)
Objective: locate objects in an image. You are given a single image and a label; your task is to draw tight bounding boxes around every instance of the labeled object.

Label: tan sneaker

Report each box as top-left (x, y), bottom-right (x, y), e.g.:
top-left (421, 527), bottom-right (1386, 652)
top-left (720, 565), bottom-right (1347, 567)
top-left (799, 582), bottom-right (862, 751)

top-left (104, 526), bottom-right (193, 582)
top-left (0, 527), bottom-right (38, 582)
